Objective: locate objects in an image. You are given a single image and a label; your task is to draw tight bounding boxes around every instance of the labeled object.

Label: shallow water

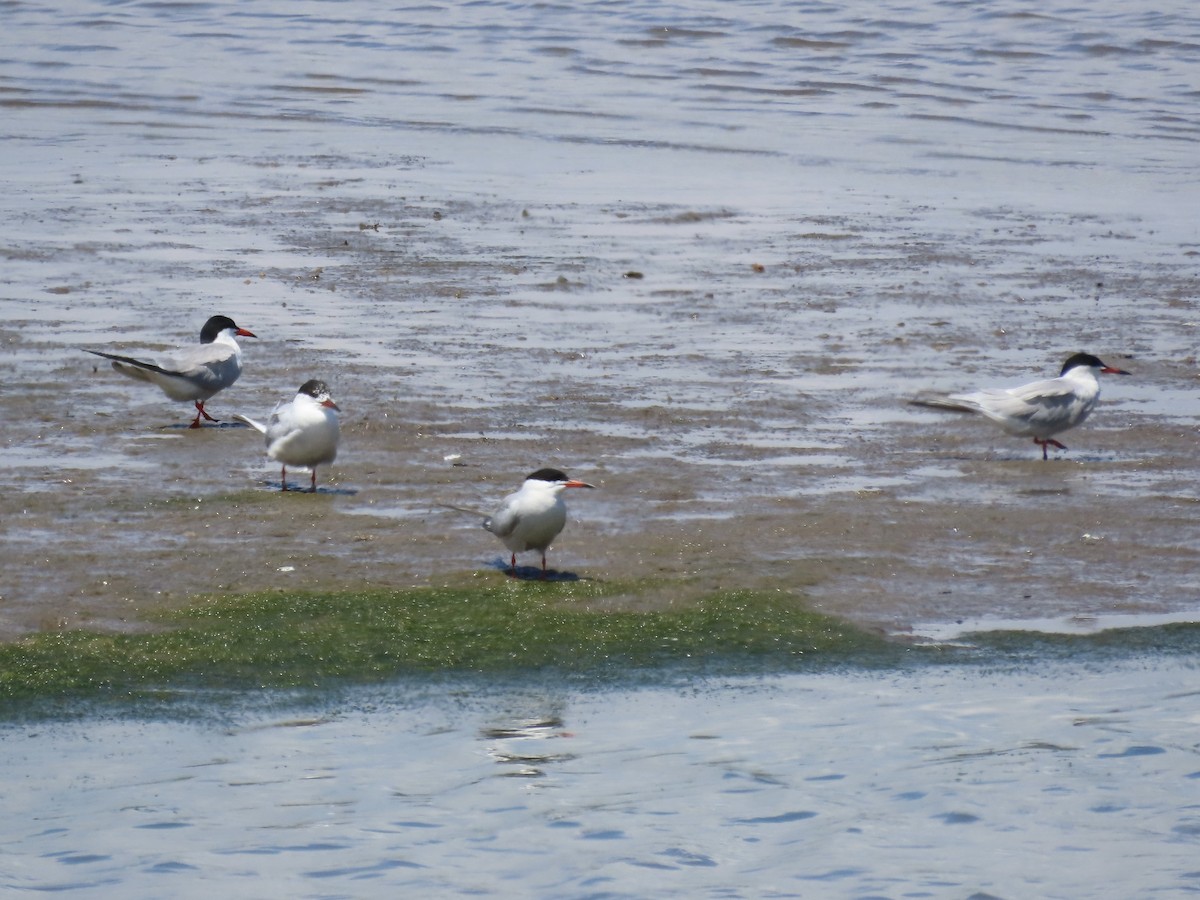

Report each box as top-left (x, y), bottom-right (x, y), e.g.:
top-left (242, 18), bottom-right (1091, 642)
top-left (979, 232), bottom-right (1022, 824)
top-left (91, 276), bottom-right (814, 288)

top-left (4, 658), bottom-right (1199, 898)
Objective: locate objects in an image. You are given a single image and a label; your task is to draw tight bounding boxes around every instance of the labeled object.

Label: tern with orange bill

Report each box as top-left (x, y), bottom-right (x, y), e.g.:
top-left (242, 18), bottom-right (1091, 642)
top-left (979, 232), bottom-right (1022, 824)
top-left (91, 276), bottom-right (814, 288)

top-left (911, 352), bottom-right (1130, 459)
top-left (234, 379), bottom-right (340, 492)
top-left (483, 468), bottom-right (596, 578)
top-left (85, 314), bottom-right (256, 428)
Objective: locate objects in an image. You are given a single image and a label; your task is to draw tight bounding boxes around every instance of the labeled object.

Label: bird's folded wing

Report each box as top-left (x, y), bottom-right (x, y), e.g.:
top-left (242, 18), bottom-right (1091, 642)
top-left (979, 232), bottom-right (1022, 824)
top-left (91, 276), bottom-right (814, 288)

top-left (161, 346), bottom-right (235, 381)
top-left (483, 505), bottom-right (519, 537)
top-left (1011, 388), bottom-right (1079, 426)
top-left (968, 386), bottom-right (1076, 427)
top-left (1007, 380), bottom-right (1080, 410)
top-left (265, 398), bottom-right (303, 432)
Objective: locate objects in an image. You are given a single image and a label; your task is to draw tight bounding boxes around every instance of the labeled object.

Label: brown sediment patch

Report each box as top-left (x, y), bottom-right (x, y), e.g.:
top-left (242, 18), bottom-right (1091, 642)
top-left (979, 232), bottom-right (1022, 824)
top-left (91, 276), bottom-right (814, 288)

top-left (2, 163), bottom-right (1197, 641)
top-left (2, 353), bottom-right (1196, 642)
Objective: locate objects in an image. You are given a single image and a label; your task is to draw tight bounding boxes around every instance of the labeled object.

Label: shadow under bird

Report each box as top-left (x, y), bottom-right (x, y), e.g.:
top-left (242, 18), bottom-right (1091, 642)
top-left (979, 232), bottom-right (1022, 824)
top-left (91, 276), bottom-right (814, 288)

top-left (85, 314), bottom-right (256, 428)
top-left (483, 468), bottom-right (596, 578)
top-left (234, 379), bottom-right (340, 492)
top-left (911, 352), bottom-right (1130, 459)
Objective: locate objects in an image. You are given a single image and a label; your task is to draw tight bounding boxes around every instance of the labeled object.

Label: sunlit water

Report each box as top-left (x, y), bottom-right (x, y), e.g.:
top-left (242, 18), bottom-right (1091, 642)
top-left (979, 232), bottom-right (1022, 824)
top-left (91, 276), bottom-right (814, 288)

top-left (4, 660), bottom-right (1199, 898)
top-left (4, 0), bottom-right (1200, 894)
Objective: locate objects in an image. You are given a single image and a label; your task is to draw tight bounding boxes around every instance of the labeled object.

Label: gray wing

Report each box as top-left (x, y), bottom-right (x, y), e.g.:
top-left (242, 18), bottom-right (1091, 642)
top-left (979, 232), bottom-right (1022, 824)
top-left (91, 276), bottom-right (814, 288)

top-left (264, 397), bottom-right (293, 436)
top-left (158, 342), bottom-right (240, 389)
top-left (958, 382), bottom-right (1085, 431)
top-left (482, 495), bottom-right (520, 537)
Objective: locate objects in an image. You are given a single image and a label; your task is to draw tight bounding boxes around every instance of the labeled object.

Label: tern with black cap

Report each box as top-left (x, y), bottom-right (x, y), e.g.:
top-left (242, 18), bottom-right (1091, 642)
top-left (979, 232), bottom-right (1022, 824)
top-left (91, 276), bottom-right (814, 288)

top-left (235, 379), bottom-right (340, 492)
top-left (912, 352), bottom-right (1130, 459)
top-left (483, 468), bottom-right (596, 577)
top-left (85, 314), bottom-right (256, 428)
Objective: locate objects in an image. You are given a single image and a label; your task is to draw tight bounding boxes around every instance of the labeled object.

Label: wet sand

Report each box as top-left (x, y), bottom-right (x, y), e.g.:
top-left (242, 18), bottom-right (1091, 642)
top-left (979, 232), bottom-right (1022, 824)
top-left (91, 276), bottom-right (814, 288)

top-left (3, 0), bottom-right (1200, 642)
top-left (3, 166), bottom-right (1198, 641)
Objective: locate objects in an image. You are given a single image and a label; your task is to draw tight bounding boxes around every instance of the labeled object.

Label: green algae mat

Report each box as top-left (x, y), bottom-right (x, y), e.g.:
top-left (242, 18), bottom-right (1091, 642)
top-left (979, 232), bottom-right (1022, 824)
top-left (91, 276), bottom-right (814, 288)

top-left (0, 579), bottom-right (900, 705)
top-left (5, 576), bottom-right (1198, 714)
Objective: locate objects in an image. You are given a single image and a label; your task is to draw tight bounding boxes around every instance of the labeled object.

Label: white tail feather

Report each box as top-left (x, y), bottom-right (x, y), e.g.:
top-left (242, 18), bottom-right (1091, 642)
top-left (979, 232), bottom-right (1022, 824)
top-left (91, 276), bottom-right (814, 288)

top-left (232, 413), bottom-right (267, 433)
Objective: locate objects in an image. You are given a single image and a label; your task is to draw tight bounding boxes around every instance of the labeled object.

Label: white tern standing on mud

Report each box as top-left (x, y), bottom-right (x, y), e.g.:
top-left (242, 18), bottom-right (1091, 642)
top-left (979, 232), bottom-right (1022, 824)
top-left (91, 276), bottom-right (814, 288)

top-left (234, 379), bottom-right (340, 492)
top-left (911, 352), bottom-right (1130, 459)
top-left (85, 314), bottom-right (256, 428)
top-left (483, 468), bottom-right (596, 578)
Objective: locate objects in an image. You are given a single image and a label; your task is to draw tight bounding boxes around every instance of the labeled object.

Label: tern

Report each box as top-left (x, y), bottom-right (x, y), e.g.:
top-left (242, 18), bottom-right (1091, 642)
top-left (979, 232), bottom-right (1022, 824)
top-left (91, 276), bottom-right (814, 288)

top-left (912, 352), bottom-right (1130, 459)
top-left (85, 314), bottom-right (256, 428)
top-left (483, 468), bottom-right (596, 578)
top-left (234, 379), bottom-right (340, 492)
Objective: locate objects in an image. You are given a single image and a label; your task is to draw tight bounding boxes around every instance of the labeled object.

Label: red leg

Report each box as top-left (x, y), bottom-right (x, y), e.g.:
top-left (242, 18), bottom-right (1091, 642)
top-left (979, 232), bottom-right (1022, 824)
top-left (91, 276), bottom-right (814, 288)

top-left (280, 464), bottom-right (289, 492)
top-left (510, 553), bottom-right (517, 576)
top-left (193, 400), bottom-right (218, 425)
top-left (310, 469), bottom-right (318, 493)
top-left (1035, 437), bottom-right (1068, 460)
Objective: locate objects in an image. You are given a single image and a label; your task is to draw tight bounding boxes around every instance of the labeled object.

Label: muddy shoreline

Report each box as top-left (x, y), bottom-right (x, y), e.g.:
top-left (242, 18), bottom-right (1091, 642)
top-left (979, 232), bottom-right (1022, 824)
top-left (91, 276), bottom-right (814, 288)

top-left (3, 183), bottom-right (1197, 642)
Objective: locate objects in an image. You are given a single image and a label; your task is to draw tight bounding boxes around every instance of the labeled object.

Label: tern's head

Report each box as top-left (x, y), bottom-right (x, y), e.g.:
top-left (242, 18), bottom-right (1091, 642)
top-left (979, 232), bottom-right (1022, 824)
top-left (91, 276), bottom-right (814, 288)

top-left (524, 468), bottom-right (596, 491)
top-left (298, 379), bottom-right (340, 411)
top-left (201, 314), bottom-right (256, 343)
top-left (1060, 353), bottom-right (1130, 378)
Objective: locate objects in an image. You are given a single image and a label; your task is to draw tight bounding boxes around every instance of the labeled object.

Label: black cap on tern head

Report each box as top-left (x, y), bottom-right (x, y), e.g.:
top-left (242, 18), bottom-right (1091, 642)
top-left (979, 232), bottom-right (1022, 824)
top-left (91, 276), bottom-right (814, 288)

top-left (298, 379), bottom-right (333, 400)
top-left (1060, 353), bottom-right (1104, 375)
top-left (200, 315), bottom-right (254, 344)
top-left (1060, 352), bottom-right (1130, 377)
top-left (526, 468), bottom-right (570, 483)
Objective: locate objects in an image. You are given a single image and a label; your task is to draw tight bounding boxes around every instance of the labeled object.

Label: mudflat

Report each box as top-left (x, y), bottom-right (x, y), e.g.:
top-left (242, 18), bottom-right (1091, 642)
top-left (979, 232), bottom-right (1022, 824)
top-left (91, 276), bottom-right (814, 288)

top-left (3, 177), bottom-right (1194, 641)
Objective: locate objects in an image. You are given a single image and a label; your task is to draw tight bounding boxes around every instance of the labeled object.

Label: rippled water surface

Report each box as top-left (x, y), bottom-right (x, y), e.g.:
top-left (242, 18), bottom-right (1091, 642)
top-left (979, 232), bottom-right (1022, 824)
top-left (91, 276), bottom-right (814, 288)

top-left (5, 660), bottom-right (1200, 898)
top-left (3, 0), bottom-right (1200, 894)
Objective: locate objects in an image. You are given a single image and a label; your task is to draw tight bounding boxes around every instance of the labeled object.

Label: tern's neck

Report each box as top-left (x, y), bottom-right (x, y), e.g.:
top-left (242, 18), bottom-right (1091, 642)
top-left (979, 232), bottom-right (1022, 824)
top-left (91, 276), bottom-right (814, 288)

top-left (523, 481), bottom-right (564, 497)
top-left (211, 330), bottom-right (241, 352)
top-left (1062, 366), bottom-right (1099, 385)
